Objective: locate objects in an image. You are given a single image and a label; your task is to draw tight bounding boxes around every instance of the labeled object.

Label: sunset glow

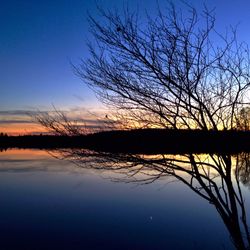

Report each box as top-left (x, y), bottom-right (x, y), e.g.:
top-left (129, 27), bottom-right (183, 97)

top-left (0, 123), bottom-right (46, 136)
top-left (1, 1), bottom-right (250, 249)
top-left (2, 1), bottom-right (250, 134)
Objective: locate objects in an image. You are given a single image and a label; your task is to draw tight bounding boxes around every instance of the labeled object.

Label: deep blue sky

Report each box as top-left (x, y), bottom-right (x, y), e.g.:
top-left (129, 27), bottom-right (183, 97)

top-left (1, 0), bottom-right (250, 133)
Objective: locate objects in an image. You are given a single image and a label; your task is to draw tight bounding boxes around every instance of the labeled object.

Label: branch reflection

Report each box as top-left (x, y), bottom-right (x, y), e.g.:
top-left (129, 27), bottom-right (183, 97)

top-left (55, 149), bottom-right (250, 250)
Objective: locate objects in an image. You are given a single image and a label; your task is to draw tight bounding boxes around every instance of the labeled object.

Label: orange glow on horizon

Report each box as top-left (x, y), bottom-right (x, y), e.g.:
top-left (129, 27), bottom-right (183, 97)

top-left (0, 122), bottom-right (48, 136)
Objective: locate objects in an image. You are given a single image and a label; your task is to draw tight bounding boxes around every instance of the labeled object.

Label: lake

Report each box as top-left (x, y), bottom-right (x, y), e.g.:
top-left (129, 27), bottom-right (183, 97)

top-left (0, 149), bottom-right (249, 249)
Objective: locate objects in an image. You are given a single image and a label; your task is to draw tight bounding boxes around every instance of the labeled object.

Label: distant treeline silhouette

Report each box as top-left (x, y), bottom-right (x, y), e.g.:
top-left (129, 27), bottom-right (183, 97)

top-left (1, 129), bottom-right (250, 154)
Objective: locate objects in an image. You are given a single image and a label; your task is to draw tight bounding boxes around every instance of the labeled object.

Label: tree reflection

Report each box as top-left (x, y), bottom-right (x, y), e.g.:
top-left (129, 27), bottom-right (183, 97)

top-left (55, 149), bottom-right (250, 250)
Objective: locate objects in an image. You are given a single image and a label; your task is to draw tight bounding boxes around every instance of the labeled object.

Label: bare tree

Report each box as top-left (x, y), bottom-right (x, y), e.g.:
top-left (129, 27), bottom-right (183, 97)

top-left (76, 2), bottom-right (250, 130)
top-left (236, 107), bottom-right (250, 130)
top-left (33, 106), bottom-right (122, 136)
top-left (30, 3), bottom-right (250, 248)
top-left (34, 107), bottom-right (86, 136)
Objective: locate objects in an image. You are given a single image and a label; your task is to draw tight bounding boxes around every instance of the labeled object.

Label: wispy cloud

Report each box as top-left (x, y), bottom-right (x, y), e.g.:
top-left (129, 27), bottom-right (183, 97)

top-left (0, 110), bottom-right (46, 116)
top-left (0, 120), bottom-right (34, 124)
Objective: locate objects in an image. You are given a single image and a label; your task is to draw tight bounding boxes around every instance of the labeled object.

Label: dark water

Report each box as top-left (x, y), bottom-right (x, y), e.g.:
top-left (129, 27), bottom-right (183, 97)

top-left (0, 149), bottom-right (249, 250)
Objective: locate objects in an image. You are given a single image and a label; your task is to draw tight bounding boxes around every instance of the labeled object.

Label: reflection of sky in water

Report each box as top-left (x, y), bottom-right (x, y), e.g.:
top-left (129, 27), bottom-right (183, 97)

top-left (0, 149), bottom-right (240, 249)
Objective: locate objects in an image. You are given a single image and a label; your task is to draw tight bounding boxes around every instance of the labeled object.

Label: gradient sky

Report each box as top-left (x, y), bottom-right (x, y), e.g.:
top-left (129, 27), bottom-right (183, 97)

top-left (1, 0), bottom-right (250, 134)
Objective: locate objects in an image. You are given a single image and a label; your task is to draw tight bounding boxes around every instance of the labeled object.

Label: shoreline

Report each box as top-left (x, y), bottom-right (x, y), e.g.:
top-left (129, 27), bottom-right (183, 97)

top-left (1, 129), bottom-right (250, 154)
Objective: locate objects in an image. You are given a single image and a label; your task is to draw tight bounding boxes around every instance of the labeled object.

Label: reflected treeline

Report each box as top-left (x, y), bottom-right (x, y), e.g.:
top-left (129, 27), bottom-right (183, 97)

top-left (237, 153), bottom-right (250, 189)
top-left (54, 149), bottom-right (250, 250)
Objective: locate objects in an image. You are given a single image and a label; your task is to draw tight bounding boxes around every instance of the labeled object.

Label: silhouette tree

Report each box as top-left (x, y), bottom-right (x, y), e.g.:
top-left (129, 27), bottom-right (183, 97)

top-left (236, 107), bottom-right (250, 131)
top-left (34, 107), bottom-right (120, 136)
top-left (35, 108), bottom-right (84, 136)
top-left (32, 3), bottom-right (250, 248)
top-left (76, 3), bottom-right (250, 130)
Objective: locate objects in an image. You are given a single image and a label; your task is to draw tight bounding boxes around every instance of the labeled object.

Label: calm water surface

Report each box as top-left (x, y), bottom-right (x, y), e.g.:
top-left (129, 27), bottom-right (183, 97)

top-left (0, 149), bottom-right (249, 249)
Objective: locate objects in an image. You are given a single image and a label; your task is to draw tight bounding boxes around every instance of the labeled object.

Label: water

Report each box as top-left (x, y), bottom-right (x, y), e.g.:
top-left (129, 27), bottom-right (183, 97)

top-left (0, 149), bottom-right (249, 249)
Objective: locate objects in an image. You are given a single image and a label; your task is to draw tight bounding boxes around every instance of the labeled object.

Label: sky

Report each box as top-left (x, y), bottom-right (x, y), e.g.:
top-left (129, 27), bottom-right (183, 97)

top-left (1, 0), bottom-right (250, 134)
